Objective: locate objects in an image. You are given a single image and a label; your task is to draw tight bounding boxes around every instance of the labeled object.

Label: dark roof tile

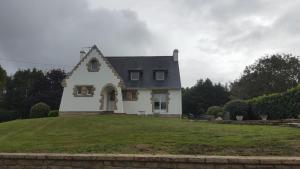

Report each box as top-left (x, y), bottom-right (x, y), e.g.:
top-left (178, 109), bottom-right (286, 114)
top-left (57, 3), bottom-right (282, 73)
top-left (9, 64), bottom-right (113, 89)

top-left (106, 56), bottom-right (181, 89)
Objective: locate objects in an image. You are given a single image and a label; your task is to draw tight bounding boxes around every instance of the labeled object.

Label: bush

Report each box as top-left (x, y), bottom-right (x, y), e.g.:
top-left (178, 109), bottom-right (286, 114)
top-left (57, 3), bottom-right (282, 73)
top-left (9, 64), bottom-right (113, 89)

top-left (224, 99), bottom-right (248, 119)
top-left (30, 102), bottom-right (50, 118)
top-left (248, 84), bottom-right (300, 120)
top-left (0, 109), bottom-right (18, 122)
top-left (206, 106), bottom-right (225, 117)
top-left (48, 110), bottom-right (59, 117)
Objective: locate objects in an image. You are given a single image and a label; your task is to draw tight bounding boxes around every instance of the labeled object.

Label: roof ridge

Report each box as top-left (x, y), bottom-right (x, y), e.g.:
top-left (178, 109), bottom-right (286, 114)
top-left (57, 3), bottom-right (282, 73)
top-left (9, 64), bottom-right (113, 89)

top-left (106, 56), bottom-right (172, 58)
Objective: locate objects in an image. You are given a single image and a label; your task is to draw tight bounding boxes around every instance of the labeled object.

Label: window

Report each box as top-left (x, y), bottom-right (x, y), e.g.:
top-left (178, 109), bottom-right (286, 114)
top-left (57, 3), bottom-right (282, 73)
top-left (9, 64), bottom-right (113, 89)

top-left (87, 58), bottom-right (100, 72)
top-left (130, 71), bottom-right (140, 81)
top-left (73, 85), bottom-right (95, 97)
top-left (153, 93), bottom-right (168, 113)
top-left (122, 90), bottom-right (138, 101)
top-left (155, 71), bottom-right (165, 80)
top-left (90, 60), bottom-right (98, 71)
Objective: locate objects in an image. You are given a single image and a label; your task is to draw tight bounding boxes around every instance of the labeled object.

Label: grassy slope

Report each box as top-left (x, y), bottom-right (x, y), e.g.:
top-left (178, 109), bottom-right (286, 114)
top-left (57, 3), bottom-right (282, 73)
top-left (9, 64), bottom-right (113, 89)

top-left (0, 115), bottom-right (299, 155)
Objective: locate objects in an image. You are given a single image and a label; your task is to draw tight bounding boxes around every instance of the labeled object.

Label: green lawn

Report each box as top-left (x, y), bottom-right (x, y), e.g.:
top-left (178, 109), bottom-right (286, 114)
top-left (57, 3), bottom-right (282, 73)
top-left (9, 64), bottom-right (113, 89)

top-left (0, 115), bottom-right (299, 156)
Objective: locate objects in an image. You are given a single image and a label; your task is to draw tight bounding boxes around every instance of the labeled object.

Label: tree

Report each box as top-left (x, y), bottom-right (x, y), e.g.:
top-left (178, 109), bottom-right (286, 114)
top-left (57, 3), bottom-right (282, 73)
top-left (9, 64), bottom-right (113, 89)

top-left (182, 78), bottom-right (230, 117)
top-left (4, 68), bottom-right (46, 118)
top-left (4, 69), bottom-right (66, 118)
top-left (43, 69), bottom-right (66, 110)
top-left (0, 65), bottom-right (7, 106)
top-left (231, 54), bottom-right (300, 99)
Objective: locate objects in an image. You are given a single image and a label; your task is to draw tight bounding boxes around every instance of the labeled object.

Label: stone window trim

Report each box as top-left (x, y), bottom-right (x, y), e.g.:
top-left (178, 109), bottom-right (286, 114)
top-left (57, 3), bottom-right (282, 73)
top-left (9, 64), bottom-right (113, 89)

top-left (122, 89), bottom-right (139, 101)
top-left (99, 83), bottom-right (118, 111)
top-left (73, 85), bottom-right (95, 97)
top-left (151, 90), bottom-right (170, 113)
top-left (86, 57), bottom-right (101, 72)
top-left (61, 79), bottom-right (67, 87)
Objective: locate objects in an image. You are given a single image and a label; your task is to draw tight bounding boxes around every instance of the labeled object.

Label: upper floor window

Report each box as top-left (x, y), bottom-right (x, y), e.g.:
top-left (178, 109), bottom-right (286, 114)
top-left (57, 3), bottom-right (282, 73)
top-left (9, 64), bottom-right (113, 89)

top-left (130, 71), bottom-right (140, 81)
top-left (87, 58), bottom-right (100, 72)
top-left (155, 71), bottom-right (165, 81)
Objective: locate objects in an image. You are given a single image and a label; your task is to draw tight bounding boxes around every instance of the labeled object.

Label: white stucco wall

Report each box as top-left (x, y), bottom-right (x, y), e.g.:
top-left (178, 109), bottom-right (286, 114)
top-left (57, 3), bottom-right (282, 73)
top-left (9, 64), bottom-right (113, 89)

top-left (59, 48), bottom-right (123, 113)
top-left (123, 89), bottom-right (182, 115)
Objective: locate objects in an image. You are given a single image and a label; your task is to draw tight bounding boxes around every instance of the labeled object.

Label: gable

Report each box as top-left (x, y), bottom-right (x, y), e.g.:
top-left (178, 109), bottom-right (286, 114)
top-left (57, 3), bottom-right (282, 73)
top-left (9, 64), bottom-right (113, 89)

top-left (64, 45), bottom-right (124, 87)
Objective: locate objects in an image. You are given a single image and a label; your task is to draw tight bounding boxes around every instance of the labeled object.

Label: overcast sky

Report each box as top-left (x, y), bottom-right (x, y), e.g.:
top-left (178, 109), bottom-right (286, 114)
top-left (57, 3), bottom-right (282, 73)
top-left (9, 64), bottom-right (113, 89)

top-left (0, 0), bottom-right (300, 87)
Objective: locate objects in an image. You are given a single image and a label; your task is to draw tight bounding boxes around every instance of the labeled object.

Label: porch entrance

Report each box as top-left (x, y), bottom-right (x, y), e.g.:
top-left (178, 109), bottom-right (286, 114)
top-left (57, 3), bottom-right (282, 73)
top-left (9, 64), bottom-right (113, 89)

top-left (100, 84), bottom-right (118, 112)
top-left (107, 90), bottom-right (115, 111)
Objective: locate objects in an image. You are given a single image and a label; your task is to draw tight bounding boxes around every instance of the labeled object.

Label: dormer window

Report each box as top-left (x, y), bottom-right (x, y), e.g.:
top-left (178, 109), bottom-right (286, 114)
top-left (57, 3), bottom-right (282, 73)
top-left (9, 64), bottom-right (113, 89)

top-left (130, 71), bottom-right (140, 81)
top-left (155, 71), bottom-right (165, 81)
top-left (87, 58), bottom-right (100, 72)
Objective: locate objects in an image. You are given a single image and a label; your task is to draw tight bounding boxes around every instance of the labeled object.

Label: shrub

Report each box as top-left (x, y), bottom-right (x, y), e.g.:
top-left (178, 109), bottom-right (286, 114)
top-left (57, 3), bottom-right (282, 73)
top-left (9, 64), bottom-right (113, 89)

top-left (30, 102), bottom-right (50, 118)
top-left (0, 109), bottom-right (18, 122)
top-left (48, 110), bottom-right (59, 117)
top-left (248, 84), bottom-right (300, 120)
top-left (224, 99), bottom-right (248, 120)
top-left (206, 106), bottom-right (225, 117)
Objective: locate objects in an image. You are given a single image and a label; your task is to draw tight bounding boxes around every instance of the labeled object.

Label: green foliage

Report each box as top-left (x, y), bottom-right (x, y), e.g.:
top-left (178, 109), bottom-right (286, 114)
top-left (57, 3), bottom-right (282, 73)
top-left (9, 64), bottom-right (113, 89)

top-left (0, 65), bottom-right (6, 91)
top-left (206, 106), bottom-right (225, 117)
top-left (3, 68), bottom-right (66, 118)
top-left (224, 99), bottom-right (248, 119)
top-left (182, 78), bottom-right (230, 117)
top-left (0, 109), bottom-right (18, 122)
top-left (231, 54), bottom-right (300, 99)
top-left (48, 110), bottom-right (59, 117)
top-left (248, 84), bottom-right (300, 120)
top-left (30, 102), bottom-right (50, 118)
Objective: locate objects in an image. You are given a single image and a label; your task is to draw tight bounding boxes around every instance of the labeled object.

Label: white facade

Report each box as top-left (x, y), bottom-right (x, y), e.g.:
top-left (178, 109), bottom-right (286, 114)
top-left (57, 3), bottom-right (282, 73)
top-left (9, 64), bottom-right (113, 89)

top-left (59, 46), bottom-right (182, 117)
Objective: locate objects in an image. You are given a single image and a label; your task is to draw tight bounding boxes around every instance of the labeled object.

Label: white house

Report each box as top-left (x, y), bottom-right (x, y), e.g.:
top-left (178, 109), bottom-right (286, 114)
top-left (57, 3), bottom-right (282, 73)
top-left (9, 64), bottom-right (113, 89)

top-left (59, 45), bottom-right (182, 117)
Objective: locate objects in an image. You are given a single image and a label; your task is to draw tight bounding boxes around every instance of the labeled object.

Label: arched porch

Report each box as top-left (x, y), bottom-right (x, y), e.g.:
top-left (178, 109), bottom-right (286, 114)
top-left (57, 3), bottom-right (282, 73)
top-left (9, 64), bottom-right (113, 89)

top-left (99, 84), bottom-right (118, 112)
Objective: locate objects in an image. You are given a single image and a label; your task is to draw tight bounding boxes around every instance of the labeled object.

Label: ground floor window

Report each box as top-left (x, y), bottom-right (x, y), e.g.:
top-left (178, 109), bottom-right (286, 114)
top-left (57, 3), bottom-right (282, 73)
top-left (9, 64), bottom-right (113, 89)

top-left (152, 90), bottom-right (169, 113)
top-left (122, 90), bottom-right (138, 101)
top-left (73, 85), bottom-right (95, 97)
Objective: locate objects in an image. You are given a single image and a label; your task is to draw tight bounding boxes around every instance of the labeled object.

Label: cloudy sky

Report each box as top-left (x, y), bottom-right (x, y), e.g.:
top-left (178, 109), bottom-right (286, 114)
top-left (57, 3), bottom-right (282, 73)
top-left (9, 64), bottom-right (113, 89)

top-left (0, 0), bottom-right (300, 87)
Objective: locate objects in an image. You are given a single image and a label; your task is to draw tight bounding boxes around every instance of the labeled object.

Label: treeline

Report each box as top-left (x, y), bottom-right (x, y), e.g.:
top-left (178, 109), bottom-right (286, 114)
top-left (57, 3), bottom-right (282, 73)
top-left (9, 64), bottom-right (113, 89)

top-left (0, 67), bottom-right (66, 120)
top-left (182, 79), bottom-right (230, 118)
top-left (183, 53), bottom-right (300, 119)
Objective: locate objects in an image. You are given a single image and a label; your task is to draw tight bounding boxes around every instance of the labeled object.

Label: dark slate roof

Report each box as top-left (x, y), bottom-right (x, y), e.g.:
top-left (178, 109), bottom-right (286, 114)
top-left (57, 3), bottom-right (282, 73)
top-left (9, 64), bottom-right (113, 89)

top-left (106, 56), bottom-right (181, 89)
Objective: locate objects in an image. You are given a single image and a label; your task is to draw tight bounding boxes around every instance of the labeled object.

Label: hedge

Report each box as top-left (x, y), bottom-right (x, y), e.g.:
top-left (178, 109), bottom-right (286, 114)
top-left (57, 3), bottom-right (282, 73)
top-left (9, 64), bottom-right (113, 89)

top-left (0, 109), bottom-right (18, 122)
top-left (248, 84), bottom-right (300, 120)
top-left (48, 110), bottom-right (59, 117)
top-left (30, 102), bottom-right (50, 118)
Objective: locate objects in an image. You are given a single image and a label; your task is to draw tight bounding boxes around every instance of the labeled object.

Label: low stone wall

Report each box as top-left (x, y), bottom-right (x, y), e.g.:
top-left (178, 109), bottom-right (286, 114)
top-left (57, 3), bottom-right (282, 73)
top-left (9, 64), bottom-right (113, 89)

top-left (0, 153), bottom-right (299, 169)
top-left (213, 119), bottom-right (300, 127)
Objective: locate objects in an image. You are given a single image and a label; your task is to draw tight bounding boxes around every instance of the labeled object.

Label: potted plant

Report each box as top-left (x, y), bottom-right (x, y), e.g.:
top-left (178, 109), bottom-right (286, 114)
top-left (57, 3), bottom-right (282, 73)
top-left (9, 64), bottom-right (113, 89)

top-left (260, 113), bottom-right (268, 121)
top-left (224, 99), bottom-right (248, 121)
top-left (215, 111), bottom-right (224, 121)
top-left (236, 111), bottom-right (247, 121)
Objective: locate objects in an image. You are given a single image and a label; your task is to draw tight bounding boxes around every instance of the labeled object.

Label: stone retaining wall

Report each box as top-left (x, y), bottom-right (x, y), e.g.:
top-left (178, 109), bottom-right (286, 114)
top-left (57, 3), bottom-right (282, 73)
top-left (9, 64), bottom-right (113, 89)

top-left (0, 153), bottom-right (299, 169)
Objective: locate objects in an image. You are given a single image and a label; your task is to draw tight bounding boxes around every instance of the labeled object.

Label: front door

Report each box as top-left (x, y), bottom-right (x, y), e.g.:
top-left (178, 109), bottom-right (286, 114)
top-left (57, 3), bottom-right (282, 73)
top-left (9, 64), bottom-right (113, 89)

top-left (153, 93), bottom-right (167, 113)
top-left (107, 90), bottom-right (115, 111)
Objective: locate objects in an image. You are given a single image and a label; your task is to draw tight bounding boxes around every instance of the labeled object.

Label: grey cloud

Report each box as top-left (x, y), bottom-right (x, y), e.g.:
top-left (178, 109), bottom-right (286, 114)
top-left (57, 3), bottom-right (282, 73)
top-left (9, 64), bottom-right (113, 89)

top-left (0, 0), bottom-right (153, 72)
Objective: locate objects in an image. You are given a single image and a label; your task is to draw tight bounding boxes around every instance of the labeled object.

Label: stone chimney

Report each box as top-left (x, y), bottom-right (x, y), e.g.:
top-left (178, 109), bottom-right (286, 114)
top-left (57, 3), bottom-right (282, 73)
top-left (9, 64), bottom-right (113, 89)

top-left (173, 49), bottom-right (179, 62)
top-left (80, 50), bottom-right (86, 60)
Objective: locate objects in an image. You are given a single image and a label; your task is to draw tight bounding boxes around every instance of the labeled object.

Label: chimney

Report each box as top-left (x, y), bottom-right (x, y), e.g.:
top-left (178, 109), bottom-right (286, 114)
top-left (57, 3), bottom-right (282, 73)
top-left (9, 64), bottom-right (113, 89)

top-left (80, 50), bottom-right (86, 60)
top-left (173, 49), bottom-right (179, 62)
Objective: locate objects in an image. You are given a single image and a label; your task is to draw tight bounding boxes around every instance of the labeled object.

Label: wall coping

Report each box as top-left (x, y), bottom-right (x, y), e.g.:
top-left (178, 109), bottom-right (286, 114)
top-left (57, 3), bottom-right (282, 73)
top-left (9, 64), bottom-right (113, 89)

top-left (0, 153), bottom-right (299, 165)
